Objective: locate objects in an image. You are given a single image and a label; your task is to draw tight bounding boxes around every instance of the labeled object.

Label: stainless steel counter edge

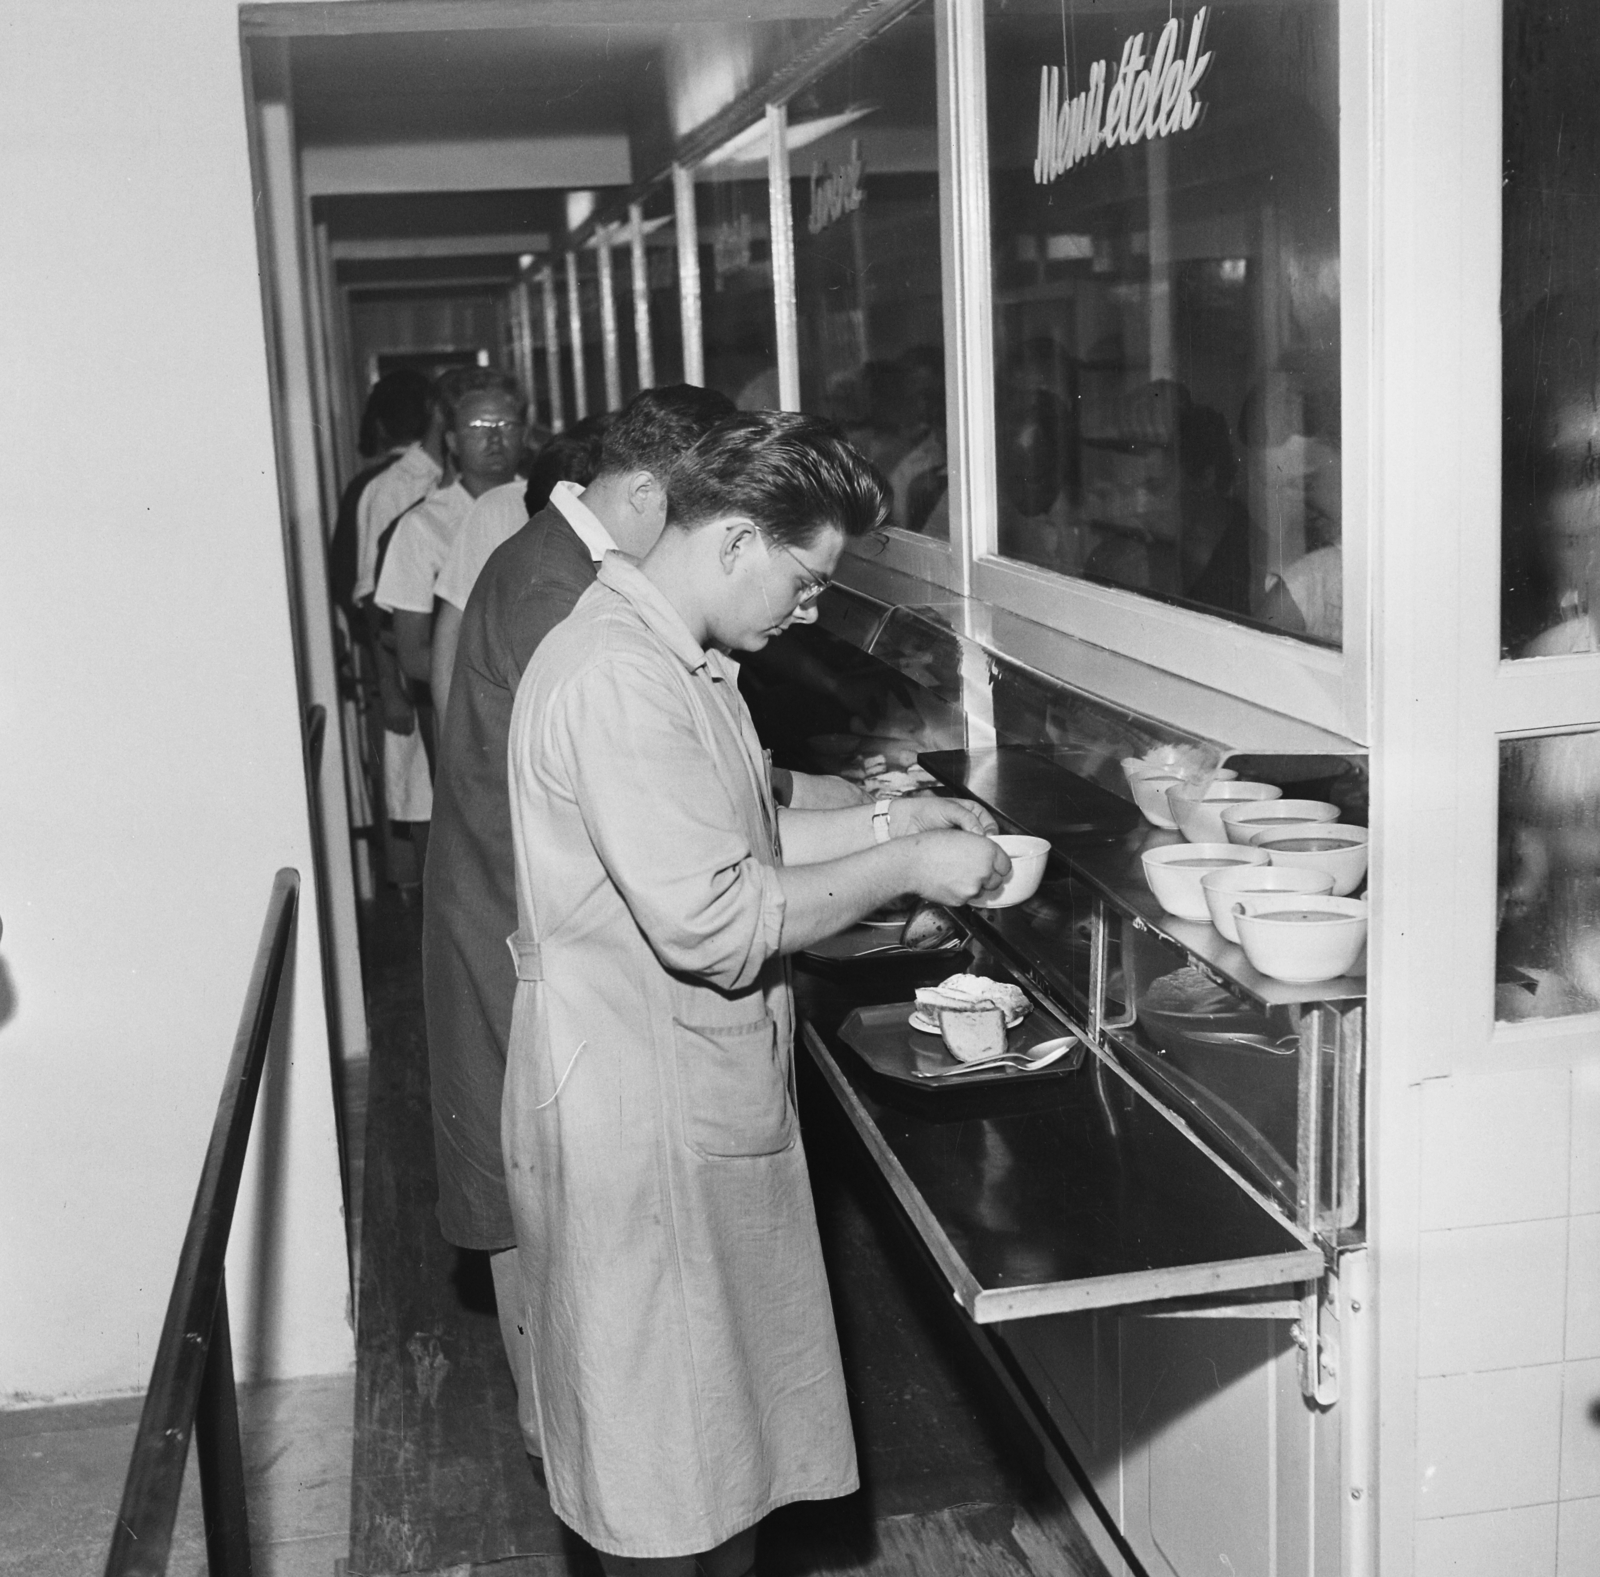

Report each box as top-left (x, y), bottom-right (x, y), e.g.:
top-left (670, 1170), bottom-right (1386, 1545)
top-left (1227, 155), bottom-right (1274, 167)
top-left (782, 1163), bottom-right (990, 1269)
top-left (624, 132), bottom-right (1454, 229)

top-left (802, 1021), bottom-right (1325, 1325)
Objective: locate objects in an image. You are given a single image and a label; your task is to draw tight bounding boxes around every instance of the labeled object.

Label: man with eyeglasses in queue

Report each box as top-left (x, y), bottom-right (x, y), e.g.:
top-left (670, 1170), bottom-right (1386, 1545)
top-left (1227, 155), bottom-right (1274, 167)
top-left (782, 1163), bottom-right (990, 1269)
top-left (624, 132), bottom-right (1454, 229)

top-left (502, 412), bottom-right (1009, 1576)
top-left (375, 368), bottom-right (527, 863)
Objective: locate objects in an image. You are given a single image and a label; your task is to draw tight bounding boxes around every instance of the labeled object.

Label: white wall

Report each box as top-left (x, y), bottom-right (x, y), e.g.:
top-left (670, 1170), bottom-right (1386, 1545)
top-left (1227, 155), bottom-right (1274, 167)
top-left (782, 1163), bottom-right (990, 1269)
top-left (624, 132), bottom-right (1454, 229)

top-left (0, 0), bottom-right (352, 1401)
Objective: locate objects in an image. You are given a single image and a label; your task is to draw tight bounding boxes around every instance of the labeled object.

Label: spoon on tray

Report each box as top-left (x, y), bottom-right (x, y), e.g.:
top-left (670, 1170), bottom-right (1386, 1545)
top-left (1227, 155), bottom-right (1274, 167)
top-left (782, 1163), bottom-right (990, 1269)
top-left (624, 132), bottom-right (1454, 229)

top-left (913, 1036), bottom-right (1078, 1079)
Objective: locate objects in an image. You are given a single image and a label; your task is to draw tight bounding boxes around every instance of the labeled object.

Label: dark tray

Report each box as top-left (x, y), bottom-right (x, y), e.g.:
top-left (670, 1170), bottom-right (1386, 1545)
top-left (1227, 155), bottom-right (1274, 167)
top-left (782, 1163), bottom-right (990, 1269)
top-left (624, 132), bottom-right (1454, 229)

top-left (837, 1001), bottom-right (1086, 1089)
top-left (918, 746), bottom-right (1142, 846)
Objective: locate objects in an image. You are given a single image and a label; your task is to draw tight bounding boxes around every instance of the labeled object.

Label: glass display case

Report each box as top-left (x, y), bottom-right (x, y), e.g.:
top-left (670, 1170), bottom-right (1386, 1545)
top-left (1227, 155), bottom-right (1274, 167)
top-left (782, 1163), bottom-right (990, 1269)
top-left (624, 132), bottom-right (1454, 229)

top-left (753, 580), bottom-right (1367, 1272)
top-left (787, 0), bottom-right (949, 539)
top-left (983, 0), bottom-right (1342, 645)
top-left (694, 158), bottom-right (781, 408)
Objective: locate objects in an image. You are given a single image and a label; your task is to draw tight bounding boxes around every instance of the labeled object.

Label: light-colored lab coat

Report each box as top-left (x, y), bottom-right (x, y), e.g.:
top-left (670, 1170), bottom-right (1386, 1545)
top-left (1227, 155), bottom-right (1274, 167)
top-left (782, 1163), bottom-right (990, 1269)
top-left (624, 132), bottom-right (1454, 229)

top-left (502, 554), bottom-right (857, 1558)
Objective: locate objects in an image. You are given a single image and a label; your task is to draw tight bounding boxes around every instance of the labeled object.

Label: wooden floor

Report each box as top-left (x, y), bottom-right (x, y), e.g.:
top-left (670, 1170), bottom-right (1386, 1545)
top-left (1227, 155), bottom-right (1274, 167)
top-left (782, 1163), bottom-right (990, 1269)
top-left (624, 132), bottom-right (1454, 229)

top-left (347, 892), bottom-right (1107, 1577)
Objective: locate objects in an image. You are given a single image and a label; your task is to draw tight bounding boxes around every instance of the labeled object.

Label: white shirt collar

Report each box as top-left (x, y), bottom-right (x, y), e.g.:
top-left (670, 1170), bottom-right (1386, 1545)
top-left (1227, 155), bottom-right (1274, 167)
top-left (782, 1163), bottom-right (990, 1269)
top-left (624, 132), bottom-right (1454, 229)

top-left (548, 479), bottom-right (618, 564)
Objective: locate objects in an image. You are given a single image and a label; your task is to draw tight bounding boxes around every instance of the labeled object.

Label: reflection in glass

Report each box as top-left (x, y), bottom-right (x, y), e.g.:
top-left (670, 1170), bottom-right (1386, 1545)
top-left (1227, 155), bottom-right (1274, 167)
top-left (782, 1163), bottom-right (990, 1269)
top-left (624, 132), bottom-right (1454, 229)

top-left (788, 2), bottom-right (948, 539)
top-left (599, 229), bottom-right (639, 410)
top-left (695, 157), bottom-right (780, 408)
top-left (565, 249), bottom-right (604, 422)
top-left (1498, 729), bottom-right (1600, 1020)
top-left (1503, 4), bottom-right (1600, 656)
top-left (641, 186), bottom-right (685, 388)
top-left (985, 1), bottom-right (1341, 643)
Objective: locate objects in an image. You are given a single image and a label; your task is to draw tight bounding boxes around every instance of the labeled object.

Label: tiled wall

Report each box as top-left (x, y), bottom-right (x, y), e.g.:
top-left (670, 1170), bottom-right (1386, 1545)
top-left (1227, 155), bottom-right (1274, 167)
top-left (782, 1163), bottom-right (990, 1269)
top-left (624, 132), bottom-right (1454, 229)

top-left (1412, 1060), bottom-right (1600, 1576)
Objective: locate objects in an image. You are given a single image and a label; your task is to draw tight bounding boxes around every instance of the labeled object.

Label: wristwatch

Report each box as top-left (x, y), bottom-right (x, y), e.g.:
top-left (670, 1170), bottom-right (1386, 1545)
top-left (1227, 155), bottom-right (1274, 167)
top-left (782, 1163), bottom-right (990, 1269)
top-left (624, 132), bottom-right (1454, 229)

top-left (871, 798), bottom-right (894, 844)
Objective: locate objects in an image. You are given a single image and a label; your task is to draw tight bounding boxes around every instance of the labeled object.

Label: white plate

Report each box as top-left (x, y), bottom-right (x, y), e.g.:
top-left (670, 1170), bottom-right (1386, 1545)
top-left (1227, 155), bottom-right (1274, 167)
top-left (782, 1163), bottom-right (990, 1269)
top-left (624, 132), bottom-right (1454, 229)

top-left (909, 1007), bottom-right (1027, 1035)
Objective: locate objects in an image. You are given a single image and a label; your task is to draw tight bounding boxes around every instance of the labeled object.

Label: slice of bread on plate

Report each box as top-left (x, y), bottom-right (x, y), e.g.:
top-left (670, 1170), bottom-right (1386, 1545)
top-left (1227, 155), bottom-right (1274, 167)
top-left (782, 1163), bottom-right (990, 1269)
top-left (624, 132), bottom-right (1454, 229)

top-left (935, 1002), bottom-right (1009, 1063)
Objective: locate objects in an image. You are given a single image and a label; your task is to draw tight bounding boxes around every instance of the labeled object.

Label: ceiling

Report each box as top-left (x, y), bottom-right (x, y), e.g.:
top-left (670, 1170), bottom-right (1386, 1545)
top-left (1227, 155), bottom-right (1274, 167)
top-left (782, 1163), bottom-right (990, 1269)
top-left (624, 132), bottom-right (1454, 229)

top-left (272, 3), bottom-right (860, 296)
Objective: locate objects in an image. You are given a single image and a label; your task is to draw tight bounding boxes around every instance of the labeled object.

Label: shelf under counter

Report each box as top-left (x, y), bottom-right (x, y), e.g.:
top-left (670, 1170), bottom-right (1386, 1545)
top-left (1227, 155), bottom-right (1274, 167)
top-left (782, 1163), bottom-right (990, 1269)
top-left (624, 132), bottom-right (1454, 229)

top-left (795, 963), bottom-right (1324, 1326)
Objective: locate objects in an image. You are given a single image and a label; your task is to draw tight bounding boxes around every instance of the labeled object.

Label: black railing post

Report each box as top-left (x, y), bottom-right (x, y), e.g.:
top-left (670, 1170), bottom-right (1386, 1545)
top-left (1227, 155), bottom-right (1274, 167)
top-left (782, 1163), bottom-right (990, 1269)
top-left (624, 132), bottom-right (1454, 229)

top-left (195, 1281), bottom-right (252, 1576)
top-left (104, 870), bottom-right (299, 1577)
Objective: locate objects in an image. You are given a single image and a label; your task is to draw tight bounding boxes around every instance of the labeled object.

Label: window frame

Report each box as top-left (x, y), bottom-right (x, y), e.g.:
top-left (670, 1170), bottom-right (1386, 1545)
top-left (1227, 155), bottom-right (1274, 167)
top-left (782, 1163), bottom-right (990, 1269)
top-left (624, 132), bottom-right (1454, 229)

top-left (650, 0), bottom-right (1373, 739)
top-left (877, 0), bottom-right (1369, 741)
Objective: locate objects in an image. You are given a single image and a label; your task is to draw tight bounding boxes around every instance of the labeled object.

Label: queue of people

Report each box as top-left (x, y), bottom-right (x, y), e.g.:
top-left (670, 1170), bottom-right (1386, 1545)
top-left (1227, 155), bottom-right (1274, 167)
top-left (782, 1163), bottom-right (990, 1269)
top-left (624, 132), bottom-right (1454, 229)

top-left (333, 373), bottom-right (1012, 1575)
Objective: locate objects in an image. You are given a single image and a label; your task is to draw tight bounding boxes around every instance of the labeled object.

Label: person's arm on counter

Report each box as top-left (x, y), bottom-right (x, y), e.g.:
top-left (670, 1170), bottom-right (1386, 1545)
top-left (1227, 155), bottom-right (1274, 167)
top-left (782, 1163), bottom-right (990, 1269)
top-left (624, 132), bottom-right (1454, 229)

top-left (778, 793), bottom-right (997, 865)
top-left (785, 770), bottom-right (875, 809)
top-left (776, 830), bottom-right (1007, 954)
top-left (556, 656), bottom-right (1008, 987)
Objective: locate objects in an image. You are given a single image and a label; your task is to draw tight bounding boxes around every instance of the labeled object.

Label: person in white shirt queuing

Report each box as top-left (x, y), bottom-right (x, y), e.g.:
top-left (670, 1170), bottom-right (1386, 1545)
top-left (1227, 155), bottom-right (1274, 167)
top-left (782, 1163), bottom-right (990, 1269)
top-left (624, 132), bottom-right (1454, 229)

top-left (430, 414), bottom-right (611, 724)
top-left (350, 371), bottom-right (443, 855)
top-left (377, 367), bottom-right (527, 729)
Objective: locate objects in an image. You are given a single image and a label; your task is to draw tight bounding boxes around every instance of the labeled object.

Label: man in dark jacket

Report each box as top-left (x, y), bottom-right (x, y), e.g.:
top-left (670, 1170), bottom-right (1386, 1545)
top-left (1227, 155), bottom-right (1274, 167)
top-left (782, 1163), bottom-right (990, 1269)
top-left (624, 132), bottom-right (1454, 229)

top-left (421, 385), bottom-right (734, 1457)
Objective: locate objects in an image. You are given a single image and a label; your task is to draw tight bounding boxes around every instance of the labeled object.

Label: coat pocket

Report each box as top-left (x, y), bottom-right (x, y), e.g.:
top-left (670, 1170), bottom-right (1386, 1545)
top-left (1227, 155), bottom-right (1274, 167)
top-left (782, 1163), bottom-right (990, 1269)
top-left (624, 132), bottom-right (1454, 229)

top-left (671, 1013), bottom-right (795, 1160)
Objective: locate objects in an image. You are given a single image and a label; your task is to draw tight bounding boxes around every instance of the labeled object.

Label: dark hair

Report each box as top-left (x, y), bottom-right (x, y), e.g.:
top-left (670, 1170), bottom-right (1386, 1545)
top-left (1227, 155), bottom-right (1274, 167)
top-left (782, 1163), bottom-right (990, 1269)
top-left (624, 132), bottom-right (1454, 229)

top-left (359, 368), bottom-right (435, 455)
top-left (438, 366), bottom-right (525, 428)
top-left (599, 384), bottom-right (736, 478)
top-left (666, 410), bottom-right (889, 547)
top-left (525, 414), bottom-right (612, 514)
top-left (1177, 403), bottom-right (1238, 493)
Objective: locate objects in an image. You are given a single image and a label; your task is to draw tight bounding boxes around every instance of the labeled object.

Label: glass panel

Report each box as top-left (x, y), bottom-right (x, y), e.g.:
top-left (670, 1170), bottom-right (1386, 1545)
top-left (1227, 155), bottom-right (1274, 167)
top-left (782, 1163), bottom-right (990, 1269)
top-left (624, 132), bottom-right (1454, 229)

top-left (602, 232), bottom-right (641, 408)
top-left (737, 619), bottom-right (964, 782)
top-left (984, 1), bottom-right (1342, 645)
top-left (1497, 729), bottom-right (1600, 1021)
top-left (566, 250), bottom-right (606, 422)
top-left (643, 185), bottom-right (686, 387)
top-left (695, 153), bottom-right (780, 408)
top-left (1503, 4), bottom-right (1600, 656)
top-left (1108, 919), bottom-right (1302, 1211)
top-left (788, 2), bottom-right (948, 539)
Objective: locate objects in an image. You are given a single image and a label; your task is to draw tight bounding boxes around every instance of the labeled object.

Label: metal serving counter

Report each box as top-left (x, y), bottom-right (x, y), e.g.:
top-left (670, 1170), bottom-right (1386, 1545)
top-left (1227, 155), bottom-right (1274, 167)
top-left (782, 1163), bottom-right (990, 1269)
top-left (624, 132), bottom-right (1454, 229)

top-left (795, 958), bottom-right (1322, 1326)
top-left (754, 580), bottom-right (1363, 1575)
top-left (749, 580), bottom-right (1366, 1413)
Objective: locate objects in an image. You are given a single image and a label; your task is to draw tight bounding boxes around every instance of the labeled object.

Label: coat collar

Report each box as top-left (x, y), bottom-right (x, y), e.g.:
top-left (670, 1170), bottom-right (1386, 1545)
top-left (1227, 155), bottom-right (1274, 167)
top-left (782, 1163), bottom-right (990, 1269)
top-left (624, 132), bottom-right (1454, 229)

top-left (597, 554), bottom-right (729, 678)
top-left (547, 479), bottom-right (619, 564)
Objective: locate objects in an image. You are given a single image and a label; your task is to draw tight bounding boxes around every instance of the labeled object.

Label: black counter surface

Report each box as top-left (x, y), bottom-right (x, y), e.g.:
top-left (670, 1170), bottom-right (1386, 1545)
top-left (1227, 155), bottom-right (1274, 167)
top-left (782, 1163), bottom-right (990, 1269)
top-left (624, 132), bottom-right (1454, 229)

top-left (795, 955), bottom-right (1322, 1323)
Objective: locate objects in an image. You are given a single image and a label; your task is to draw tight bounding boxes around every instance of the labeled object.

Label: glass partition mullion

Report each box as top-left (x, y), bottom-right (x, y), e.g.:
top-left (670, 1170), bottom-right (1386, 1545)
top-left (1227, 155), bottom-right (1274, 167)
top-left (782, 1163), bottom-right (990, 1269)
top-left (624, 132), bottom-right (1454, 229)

top-left (937, 0), bottom-right (996, 591)
top-left (766, 102), bottom-right (801, 412)
top-left (629, 202), bottom-right (655, 391)
top-left (673, 162), bottom-right (705, 388)
top-left (597, 231), bottom-right (623, 411)
top-left (540, 266), bottom-right (564, 432)
top-left (564, 251), bottom-right (588, 420)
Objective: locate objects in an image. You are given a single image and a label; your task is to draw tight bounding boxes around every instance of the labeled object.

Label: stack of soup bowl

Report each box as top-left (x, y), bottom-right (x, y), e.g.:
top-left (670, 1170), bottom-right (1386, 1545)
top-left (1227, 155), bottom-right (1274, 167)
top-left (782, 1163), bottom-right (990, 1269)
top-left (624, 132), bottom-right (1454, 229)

top-left (1120, 755), bottom-right (1237, 831)
top-left (1137, 775), bottom-right (1368, 984)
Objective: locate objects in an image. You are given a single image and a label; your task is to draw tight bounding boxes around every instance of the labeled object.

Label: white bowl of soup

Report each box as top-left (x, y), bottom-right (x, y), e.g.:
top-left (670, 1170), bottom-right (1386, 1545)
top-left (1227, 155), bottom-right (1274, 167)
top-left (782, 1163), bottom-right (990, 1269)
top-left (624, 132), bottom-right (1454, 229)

top-left (1125, 771), bottom-right (1186, 830)
top-left (1257, 825), bottom-right (1370, 896)
top-left (970, 834), bottom-right (1051, 909)
top-left (1234, 895), bottom-right (1368, 983)
top-left (1220, 799), bottom-right (1342, 845)
top-left (1199, 864), bottom-right (1336, 943)
top-left (1141, 843), bottom-right (1269, 922)
top-left (1121, 760), bottom-right (1236, 830)
top-left (1167, 781), bottom-right (1282, 845)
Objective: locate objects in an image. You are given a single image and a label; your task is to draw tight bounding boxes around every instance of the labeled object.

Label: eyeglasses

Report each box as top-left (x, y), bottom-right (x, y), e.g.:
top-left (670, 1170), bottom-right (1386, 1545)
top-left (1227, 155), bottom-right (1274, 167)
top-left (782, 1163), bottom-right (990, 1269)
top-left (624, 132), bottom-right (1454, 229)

top-left (461, 418), bottom-right (521, 436)
top-left (757, 528), bottom-right (831, 607)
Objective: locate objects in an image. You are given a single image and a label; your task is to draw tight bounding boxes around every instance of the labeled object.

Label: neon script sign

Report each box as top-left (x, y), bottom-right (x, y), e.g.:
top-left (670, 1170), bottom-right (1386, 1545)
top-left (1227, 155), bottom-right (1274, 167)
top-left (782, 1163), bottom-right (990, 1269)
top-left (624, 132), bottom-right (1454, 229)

top-left (1033, 7), bottom-right (1214, 186)
top-left (808, 139), bottom-right (864, 235)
